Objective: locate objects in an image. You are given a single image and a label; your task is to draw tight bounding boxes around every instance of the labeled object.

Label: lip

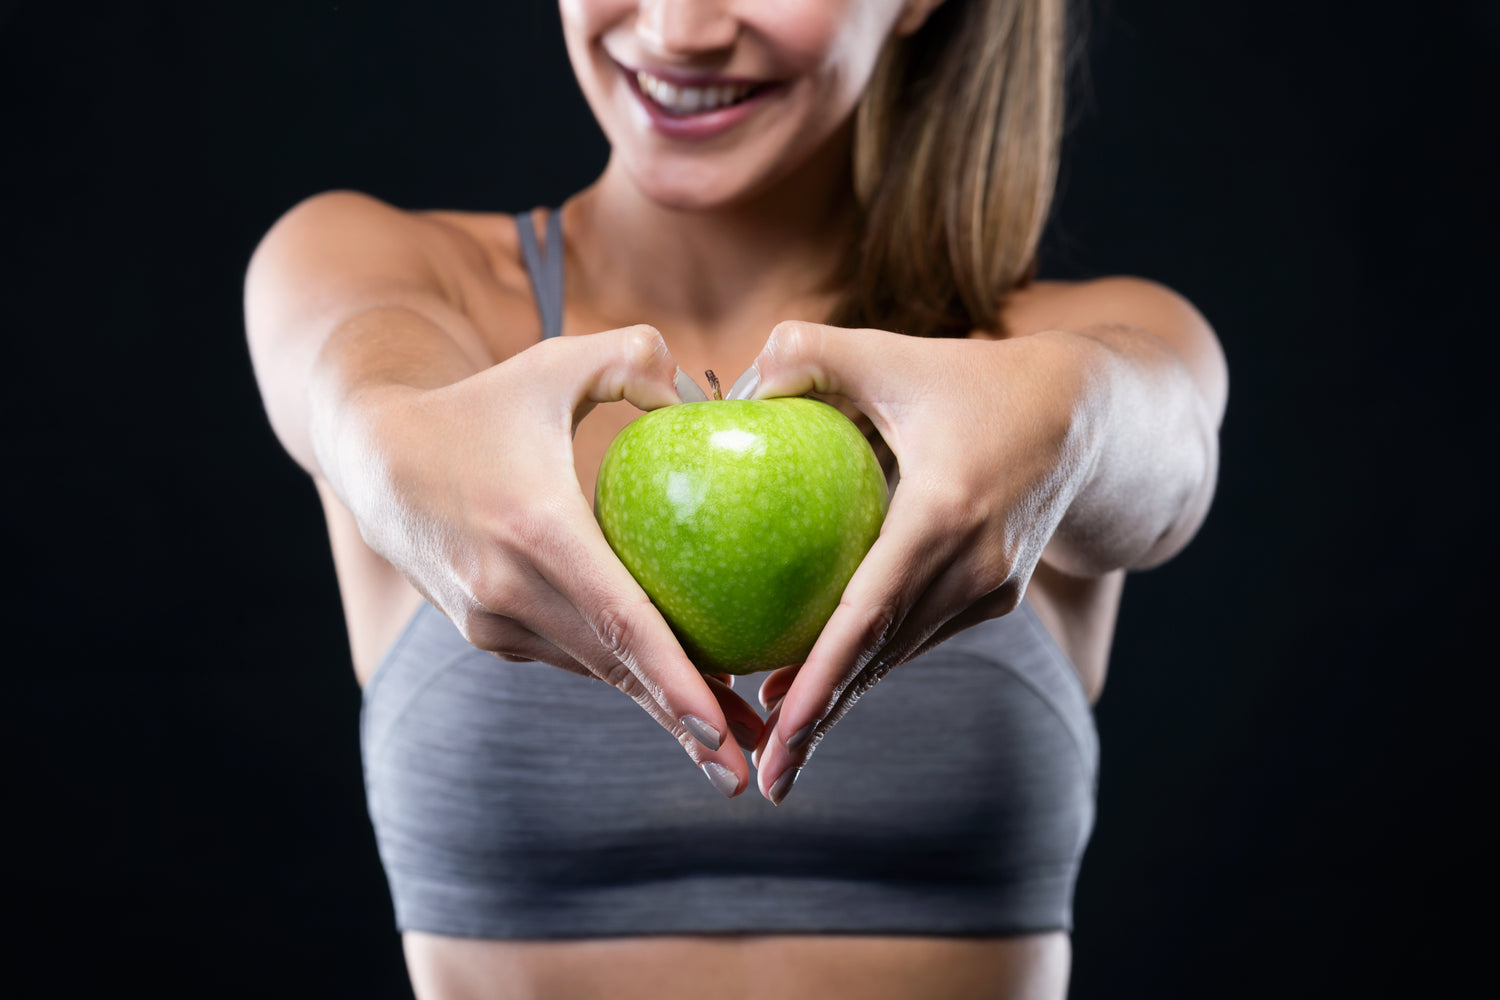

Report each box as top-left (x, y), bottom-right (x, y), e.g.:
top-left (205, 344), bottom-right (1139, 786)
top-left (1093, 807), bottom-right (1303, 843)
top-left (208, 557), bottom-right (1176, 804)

top-left (617, 60), bottom-right (784, 141)
top-left (616, 59), bottom-right (772, 89)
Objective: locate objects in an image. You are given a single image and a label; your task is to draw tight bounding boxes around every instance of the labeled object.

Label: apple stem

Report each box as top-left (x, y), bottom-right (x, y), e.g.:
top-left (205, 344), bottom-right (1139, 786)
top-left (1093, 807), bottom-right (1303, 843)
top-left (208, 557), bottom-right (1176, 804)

top-left (705, 370), bottom-right (722, 400)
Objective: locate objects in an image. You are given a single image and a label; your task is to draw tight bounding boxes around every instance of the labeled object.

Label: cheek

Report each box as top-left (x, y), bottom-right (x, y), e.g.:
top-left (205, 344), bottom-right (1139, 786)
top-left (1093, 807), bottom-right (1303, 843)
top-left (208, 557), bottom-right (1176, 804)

top-left (558, 0), bottom-right (632, 77)
top-left (558, 0), bottom-right (632, 119)
top-left (756, 1), bottom-right (845, 65)
top-left (758, 0), bottom-right (898, 109)
top-left (558, 0), bottom-right (630, 35)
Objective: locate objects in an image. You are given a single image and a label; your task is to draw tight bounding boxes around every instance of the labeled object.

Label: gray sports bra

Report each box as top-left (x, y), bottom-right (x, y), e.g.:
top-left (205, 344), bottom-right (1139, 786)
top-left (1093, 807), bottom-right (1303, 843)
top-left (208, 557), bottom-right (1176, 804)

top-left (358, 209), bottom-right (1098, 939)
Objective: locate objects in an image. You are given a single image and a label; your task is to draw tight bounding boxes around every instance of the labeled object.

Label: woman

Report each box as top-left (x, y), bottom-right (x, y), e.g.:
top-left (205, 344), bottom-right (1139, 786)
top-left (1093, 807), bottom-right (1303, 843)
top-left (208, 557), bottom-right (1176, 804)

top-left (245, 0), bottom-right (1226, 996)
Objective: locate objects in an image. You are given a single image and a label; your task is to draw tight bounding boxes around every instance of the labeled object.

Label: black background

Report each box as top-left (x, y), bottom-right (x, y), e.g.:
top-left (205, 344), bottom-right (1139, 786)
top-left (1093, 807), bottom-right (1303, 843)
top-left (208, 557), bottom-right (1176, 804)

top-left (4, 1), bottom-right (1493, 997)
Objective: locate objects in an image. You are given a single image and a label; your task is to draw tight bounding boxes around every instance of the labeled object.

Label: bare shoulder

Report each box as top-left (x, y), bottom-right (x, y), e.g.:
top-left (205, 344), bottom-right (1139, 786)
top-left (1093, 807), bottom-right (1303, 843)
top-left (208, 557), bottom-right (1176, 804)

top-left (253, 189), bottom-right (482, 292)
top-left (416, 204), bottom-right (549, 355)
top-left (416, 204), bottom-right (537, 304)
top-left (245, 190), bottom-right (473, 349)
top-left (1000, 275), bottom-right (1208, 334)
top-left (246, 191), bottom-right (542, 367)
top-left (999, 276), bottom-right (1228, 422)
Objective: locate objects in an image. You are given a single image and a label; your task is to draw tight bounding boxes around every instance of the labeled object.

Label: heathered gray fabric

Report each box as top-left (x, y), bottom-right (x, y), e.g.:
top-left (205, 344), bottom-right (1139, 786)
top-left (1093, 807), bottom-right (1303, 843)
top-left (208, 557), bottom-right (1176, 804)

top-left (361, 601), bottom-right (1097, 939)
top-left (514, 209), bottom-right (565, 341)
top-left (356, 212), bottom-right (1098, 938)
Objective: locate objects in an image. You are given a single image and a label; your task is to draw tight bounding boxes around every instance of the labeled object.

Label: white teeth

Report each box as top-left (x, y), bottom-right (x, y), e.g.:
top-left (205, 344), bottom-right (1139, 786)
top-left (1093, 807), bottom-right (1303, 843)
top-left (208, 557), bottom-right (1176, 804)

top-left (635, 70), bottom-right (756, 114)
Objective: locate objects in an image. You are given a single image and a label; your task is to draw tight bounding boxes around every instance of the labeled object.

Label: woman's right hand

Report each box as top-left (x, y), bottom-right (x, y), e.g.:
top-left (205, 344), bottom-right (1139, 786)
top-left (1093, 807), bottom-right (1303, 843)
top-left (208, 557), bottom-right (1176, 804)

top-left (333, 323), bottom-right (762, 797)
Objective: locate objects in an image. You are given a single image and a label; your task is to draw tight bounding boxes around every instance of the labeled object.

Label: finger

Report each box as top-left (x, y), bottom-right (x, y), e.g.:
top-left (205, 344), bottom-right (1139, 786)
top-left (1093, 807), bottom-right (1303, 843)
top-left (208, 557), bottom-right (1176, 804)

top-left (474, 603), bottom-right (768, 748)
top-left (523, 513), bottom-right (756, 797)
top-left (537, 323), bottom-right (694, 426)
top-left (837, 560), bottom-right (1016, 681)
top-left (465, 613), bottom-right (594, 676)
top-left (757, 553), bottom-right (1024, 803)
top-left (901, 592), bottom-right (1014, 663)
top-left (869, 525), bottom-right (1027, 668)
top-left (707, 675), bottom-right (765, 752)
top-left (758, 664), bottom-right (799, 710)
top-left (788, 572), bottom-right (975, 749)
top-left (740, 321), bottom-right (921, 440)
top-left (499, 323), bottom-right (694, 438)
top-left (531, 584), bottom-right (759, 797)
top-left (755, 494), bottom-right (960, 802)
top-left (774, 489), bottom-right (958, 740)
top-left (755, 638), bottom-right (910, 805)
top-left (568, 324), bottom-right (689, 410)
top-left (752, 700), bottom-right (783, 773)
top-left (515, 636), bottom-right (764, 756)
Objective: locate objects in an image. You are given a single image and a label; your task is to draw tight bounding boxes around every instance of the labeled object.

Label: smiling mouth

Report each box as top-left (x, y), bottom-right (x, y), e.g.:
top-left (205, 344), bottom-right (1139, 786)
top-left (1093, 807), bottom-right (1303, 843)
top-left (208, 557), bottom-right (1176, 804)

top-left (629, 68), bottom-right (775, 117)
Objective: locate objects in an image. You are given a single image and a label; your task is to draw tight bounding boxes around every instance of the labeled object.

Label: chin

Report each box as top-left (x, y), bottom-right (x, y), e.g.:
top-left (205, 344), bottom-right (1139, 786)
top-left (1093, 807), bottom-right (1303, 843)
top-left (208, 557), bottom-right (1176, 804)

top-left (623, 155), bottom-right (773, 213)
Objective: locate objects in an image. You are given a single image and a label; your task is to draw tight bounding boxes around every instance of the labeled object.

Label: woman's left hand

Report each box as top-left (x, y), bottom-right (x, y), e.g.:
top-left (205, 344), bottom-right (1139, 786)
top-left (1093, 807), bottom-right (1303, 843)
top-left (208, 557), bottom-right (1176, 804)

top-left (739, 320), bottom-right (1110, 805)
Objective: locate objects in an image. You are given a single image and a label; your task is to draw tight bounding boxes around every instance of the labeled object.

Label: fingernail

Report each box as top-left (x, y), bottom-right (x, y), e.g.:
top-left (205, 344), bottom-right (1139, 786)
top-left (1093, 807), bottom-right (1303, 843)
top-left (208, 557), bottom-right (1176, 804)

top-left (768, 767), bottom-right (801, 806)
top-left (725, 364), bottom-right (760, 400)
top-left (681, 714), bottom-right (723, 751)
top-left (702, 762), bottom-right (738, 798)
top-left (730, 720), bottom-right (759, 752)
top-left (785, 721), bottom-right (817, 752)
top-left (675, 368), bottom-right (709, 403)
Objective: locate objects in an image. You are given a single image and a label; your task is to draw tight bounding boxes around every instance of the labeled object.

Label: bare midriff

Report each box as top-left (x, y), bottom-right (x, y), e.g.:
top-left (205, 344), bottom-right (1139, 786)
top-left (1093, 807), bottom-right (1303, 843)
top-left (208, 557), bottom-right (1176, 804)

top-left (403, 931), bottom-right (1072, 1000)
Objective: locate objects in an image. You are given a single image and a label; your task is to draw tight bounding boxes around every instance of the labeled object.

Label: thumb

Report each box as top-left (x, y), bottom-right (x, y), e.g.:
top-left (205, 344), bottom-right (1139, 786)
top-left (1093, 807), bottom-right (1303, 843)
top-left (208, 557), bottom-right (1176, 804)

top-left (734, 321), bottom-right (907, 406)
top-left (522, 324), bottom-right (706, 432)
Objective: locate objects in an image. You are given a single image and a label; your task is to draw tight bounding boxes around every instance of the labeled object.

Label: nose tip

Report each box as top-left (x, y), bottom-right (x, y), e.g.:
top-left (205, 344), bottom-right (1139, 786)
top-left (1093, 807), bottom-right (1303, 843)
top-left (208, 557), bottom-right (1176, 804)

top-left (635, 0), bottom-right (739, 57)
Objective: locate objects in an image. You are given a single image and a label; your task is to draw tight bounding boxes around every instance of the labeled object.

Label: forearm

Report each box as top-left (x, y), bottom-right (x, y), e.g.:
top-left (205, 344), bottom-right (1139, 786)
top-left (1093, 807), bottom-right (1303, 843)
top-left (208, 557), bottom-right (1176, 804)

top-left (242, 189), bottom-right (494, 485)
top-left (1045, 323), bottom-right (1222, 576)
top-left (305, 305), bottom-right (485, 516)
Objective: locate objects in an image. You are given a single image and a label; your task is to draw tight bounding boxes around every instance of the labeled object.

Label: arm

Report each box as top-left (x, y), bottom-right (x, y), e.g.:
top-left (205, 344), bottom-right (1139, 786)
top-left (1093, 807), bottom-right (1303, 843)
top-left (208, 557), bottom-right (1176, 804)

top-left (741, 277), bottom-right (1227, 802)
top-left (244, 191), bottom-right (764, 797)
top-left (244, 189), bottom-right (494, 480)
top-left (1006, 277), bottom-right (1228, 576)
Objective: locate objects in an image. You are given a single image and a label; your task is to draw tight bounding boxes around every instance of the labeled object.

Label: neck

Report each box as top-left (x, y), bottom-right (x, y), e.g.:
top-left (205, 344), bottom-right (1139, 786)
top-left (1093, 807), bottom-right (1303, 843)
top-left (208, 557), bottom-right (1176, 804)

top-left (567, 124), bottom-right (859, 342)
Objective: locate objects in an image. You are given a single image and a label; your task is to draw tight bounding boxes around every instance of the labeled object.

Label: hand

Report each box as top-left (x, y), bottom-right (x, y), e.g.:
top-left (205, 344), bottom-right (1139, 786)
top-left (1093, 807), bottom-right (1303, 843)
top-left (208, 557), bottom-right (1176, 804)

top-left (340, 325), bottom-right (765, 797)
top-left (740, 321), bottom-right (1106, 804)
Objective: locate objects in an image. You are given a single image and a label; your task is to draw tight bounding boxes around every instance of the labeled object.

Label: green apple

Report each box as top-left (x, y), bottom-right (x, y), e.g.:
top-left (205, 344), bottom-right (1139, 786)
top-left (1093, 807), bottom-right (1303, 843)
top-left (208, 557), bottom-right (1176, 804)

top-left (595, 395), bottom-right (888, 675)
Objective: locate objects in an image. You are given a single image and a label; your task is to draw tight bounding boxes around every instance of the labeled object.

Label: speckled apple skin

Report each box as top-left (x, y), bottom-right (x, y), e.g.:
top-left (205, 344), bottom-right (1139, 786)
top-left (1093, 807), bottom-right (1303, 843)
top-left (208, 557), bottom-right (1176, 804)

top-left (595, 398), bottom-right (888, 675)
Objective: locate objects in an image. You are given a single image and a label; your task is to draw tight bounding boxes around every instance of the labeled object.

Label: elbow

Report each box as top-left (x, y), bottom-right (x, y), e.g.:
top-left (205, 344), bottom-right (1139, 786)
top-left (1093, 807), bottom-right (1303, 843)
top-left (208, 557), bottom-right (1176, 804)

top-left (1127, 399), bottom-right (1222, 571)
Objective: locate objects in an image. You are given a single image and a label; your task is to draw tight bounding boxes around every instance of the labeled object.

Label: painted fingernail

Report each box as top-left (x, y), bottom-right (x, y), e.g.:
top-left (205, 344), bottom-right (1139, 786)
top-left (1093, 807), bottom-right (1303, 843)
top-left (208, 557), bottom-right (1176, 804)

top-left (785, 721), bottom-right (817, 752)
top-left (675, 368), bottom-right (709, 403)
top-left (768, 767), bottom-right (801, 806)
top-left (681, 714), bottom-right (723, 751)
top-left (702, 762), bottom-right (738, 798)
top-left (725, 364), bottom-right (760, 400)
top-left (730, 720), bottom-right (759, 752)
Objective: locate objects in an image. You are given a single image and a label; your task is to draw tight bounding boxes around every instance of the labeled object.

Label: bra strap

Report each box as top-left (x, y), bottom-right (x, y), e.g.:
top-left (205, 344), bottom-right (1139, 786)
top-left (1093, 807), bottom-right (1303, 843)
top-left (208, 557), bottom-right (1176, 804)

top-left (514, 209), bottom-right (565, 340)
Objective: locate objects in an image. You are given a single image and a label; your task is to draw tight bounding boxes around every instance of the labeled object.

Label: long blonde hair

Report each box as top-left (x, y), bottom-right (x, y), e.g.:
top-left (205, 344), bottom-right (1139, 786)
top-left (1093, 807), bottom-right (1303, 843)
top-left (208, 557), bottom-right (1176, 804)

top-left (829, 0), bottom-right (1067, 339)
